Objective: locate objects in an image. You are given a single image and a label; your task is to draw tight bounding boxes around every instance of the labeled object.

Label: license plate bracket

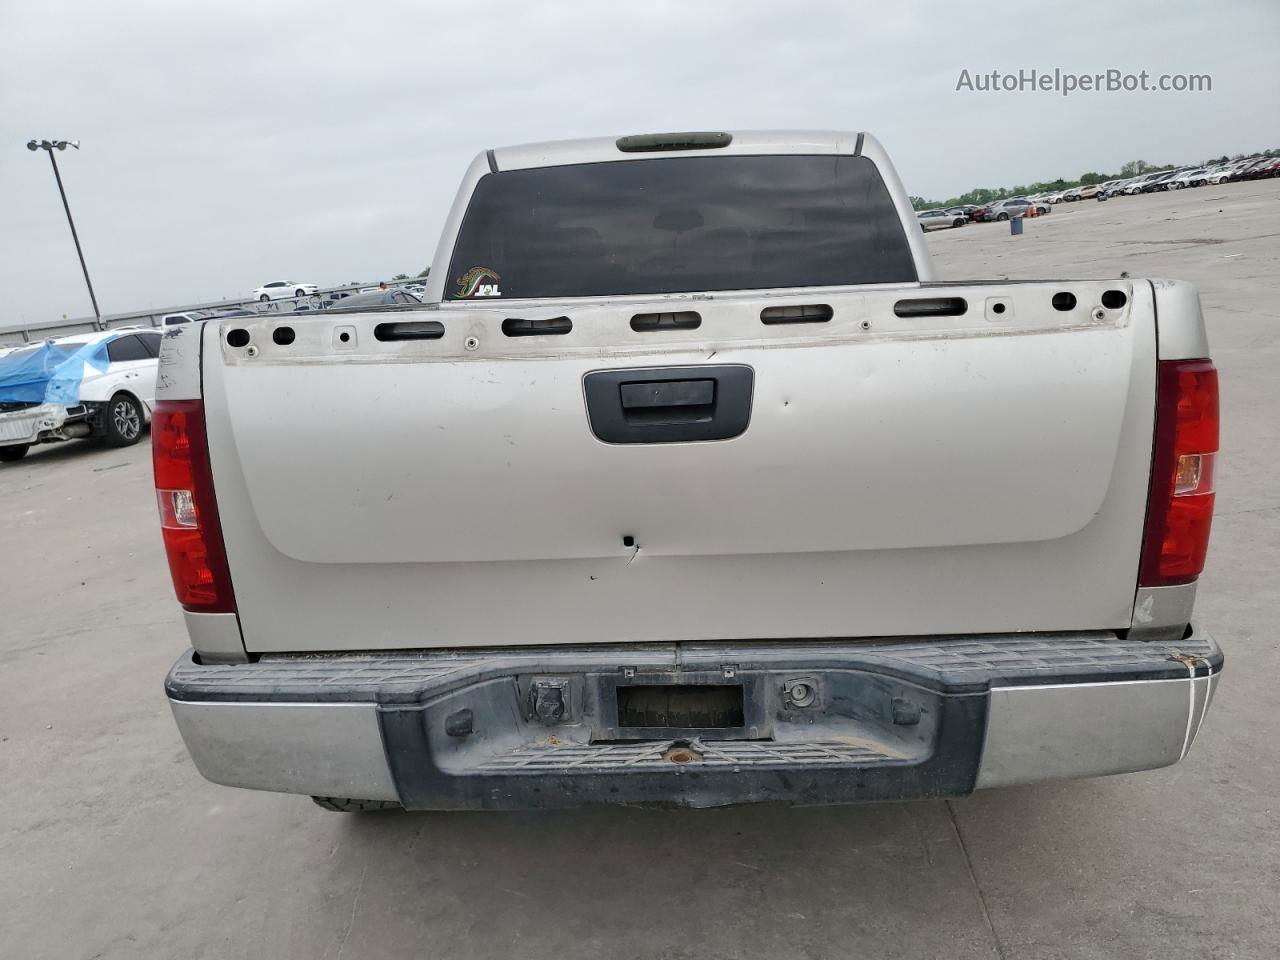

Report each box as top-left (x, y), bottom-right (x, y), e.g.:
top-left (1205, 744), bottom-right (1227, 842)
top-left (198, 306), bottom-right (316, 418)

top-left (596, 671), bottom-right (764, 741)
top-left (617, 683), bottom-right (745, 729)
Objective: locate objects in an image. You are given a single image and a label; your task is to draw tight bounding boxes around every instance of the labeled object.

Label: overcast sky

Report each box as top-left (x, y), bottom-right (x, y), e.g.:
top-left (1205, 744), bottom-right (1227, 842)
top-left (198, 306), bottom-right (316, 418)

top-left (1, 0), bottom-right (1276, 327)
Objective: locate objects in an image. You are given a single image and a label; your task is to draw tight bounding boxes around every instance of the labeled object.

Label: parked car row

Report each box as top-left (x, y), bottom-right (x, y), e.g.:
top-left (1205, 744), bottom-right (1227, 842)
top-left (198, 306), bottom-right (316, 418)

top-left (973, 197), bottom-right (1051, 221)
top-left (303, 288), bottom-right (423, 310)
top-left (924, 154), bottom-right (1279, 226)
top-left (1104, 158), bottom-right (1280, 197)
top-left (160, 306), bottom-right (263, 326)
top-left (251, 280), bottom-right (427, 311)
top-left (916, 196), bottom-right (1051, 230)
top-left (1064, 157), bottom-right (1280, 203)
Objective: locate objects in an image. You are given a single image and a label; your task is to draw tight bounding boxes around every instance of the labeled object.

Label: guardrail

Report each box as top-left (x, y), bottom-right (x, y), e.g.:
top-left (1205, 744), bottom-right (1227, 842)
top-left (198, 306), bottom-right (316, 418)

top-left (0, 282), bottom-right (424, 346)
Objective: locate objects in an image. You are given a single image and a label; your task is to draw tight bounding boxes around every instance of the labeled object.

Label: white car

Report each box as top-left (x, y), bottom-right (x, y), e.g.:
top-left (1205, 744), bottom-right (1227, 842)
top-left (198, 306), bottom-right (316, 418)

top-left (0, 328), bottom-right (162, 462)
top-left (252, 281), bottom-right (318, 302)
top-left (1165, 168), bottom-right (1207, 190)
top-left (1122, 174), bottom-right (1164, 195)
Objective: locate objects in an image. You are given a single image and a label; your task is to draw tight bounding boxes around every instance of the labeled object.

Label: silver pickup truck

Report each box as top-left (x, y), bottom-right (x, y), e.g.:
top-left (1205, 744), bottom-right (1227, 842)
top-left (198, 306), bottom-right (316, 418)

top-left (157, 131), bottom-right (1222, 812)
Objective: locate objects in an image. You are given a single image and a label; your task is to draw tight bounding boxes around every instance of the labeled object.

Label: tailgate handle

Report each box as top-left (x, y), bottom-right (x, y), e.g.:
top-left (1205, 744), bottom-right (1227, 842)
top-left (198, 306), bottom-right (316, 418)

top-left (619, 379), bottom-right (715, 410)
top-left (584, 365), bottom-right (753, 444)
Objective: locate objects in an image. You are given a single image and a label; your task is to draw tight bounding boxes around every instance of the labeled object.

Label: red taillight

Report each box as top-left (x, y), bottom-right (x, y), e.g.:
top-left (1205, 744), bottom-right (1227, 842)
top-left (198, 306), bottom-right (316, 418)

top-left (1139, 359), bottom-right (1219, 587)
top-left (152, 400), bottom-right (236, 612)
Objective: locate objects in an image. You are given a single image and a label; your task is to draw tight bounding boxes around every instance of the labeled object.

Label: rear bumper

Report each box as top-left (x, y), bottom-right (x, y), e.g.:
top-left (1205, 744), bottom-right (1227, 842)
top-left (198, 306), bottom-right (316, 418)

top-left (0, 403), bottom-right (92, 447)
top-left (0, 403), bottom-right (75, 446)
top-left (166, 627), bottom-right (1222, 810)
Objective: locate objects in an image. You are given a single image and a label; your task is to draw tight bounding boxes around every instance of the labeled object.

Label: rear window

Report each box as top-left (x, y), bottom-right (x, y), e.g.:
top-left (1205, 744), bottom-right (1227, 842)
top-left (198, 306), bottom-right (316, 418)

top-left (106, 335), bottom-right (151, 362)
top-left (138, 332), bottom-right (163, 357)
top-left (447, 154), bottom-right (917, 300)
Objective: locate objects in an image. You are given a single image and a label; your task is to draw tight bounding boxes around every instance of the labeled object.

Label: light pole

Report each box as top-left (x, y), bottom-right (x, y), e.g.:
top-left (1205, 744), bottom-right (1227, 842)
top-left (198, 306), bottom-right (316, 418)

top-left (27, 138), bottom-right (103, 328)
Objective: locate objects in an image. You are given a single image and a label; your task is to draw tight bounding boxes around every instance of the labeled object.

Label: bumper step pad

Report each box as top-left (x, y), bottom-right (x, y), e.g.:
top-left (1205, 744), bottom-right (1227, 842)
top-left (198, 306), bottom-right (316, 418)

top-left (474, 738), bottom-right (906, 773)
top-left (167, 630), bottom-right (1221, 704)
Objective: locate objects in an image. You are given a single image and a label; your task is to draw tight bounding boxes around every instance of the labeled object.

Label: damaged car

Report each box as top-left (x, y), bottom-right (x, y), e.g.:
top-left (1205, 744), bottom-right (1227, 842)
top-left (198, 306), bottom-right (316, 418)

top-left (0, 328), bottom-right (162, 462)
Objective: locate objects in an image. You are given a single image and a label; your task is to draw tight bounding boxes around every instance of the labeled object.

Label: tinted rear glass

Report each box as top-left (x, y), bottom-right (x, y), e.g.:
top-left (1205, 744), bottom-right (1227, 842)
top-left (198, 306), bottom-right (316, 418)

top-left (138, 332), bottom-right (163, 357)
top-left (107, 335), bottom-right (151, 362)
top-left (447, 155), bottom-right (917, 300)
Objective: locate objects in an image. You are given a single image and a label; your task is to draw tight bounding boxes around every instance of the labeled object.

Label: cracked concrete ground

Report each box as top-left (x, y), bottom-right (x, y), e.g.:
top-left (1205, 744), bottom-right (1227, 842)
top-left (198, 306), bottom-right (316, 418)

top-left (2, 179), bottom-right (1277, 959)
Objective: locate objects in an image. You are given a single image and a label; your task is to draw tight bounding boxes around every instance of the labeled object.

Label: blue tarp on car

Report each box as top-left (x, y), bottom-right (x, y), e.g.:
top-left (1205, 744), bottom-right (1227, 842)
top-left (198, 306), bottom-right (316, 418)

top-left (0, 340), bottom-right (110, 405)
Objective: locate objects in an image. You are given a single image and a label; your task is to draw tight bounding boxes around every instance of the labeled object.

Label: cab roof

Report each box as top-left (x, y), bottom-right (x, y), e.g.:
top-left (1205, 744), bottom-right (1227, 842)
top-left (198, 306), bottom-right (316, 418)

top-left (490, 130), bottom-right (870, 172)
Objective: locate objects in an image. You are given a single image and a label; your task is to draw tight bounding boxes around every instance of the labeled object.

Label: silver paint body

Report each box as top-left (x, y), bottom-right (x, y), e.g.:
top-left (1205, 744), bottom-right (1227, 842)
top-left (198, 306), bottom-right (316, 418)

top-left (153, 137), bottom-right (1214, 660)
top-left (916, 210), bottom-right (966, 231)
top-left (182, 610), bottom-right (246, 664)
top-left (190, 278), bottom-right (1165, 654)
top-left (157, 132), bottom-right (1219, 797)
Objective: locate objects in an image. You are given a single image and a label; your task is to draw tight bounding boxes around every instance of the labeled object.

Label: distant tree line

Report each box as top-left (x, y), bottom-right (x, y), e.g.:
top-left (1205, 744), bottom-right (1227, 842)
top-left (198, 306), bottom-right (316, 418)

top-left (371, 268), bottom-right (431, 282)
top-left (909, 147), bottom-right (1280, 210)
top-left (342, 267), bottom-right (430, 286)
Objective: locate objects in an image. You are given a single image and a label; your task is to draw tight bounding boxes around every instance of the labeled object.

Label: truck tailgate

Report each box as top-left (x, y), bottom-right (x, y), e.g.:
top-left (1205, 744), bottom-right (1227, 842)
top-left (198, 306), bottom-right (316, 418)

top-left (202, 280), bottom-right (1155, 652)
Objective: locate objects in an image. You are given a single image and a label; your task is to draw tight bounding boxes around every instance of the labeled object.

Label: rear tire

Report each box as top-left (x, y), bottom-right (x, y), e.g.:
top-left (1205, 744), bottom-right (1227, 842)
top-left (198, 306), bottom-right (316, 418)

top-left (996, 212), bottom-right (1009, 221)
top-left (295, 289), bottom-right (306, 298)
top-left (311, 796), bottom-right (403, 813)
top-left (0, 444), bottom-right (30, 462)
top-left (259, 294), bottom-right (270, 303)
top-left (103, 393), bottom-right (144, 447)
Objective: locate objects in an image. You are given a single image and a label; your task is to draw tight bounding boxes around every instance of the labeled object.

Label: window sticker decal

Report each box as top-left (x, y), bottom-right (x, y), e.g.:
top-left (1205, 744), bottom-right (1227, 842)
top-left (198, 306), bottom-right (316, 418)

top-left (455, 267), bottom-right (502, 299)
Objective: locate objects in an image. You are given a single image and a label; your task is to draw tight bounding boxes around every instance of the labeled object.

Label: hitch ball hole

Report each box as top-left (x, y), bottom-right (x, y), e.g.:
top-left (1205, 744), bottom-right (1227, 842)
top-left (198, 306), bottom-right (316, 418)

top-left (339, 331), bottom-right (351, 343)
top-left (664, 745), bottom-right (699, 764)
top-left (992, 302), bottom-right (1007, 315)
